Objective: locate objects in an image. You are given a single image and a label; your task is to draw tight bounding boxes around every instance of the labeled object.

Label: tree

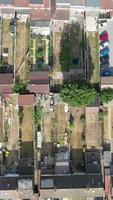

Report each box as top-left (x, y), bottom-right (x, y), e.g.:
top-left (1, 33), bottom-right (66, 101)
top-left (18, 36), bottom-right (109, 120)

top-left (100, 88), bottom-right (113, 103)
top-left (34, 104), bottom-right (42, 126)
top-left (60, 83), bottom-right (97, 107)
top-left (13, 81), bottom-right (28, 93)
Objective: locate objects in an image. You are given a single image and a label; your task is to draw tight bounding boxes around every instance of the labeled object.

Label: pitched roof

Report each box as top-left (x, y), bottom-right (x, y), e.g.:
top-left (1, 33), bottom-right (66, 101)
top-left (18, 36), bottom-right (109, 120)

top-left (101, 77), bottom-right (113, 85)
top-left (54, 9), bottom-right (70, 20)
top-left (100, 0), bottom-right (113, 9)
top-left (14, 0), bottom-right (29, 7)
top-left (29, 84), bottom-right (49, 93)
top-left (30, 9), bottom-right (51, 20)
top-left (29, 71), bottom-right (49, 93)
top-left (0, 84), bottom-right (12, 94)
top-left (0, 73), bottom-right (13, 84)
top-left (18, 94), bottom-right (36, 107)
top-left (30, 71), bottom-right (49, 83)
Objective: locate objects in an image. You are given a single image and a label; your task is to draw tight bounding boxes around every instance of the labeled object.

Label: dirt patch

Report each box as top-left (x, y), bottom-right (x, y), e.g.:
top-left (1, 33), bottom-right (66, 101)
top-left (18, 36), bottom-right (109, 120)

top-left (15, 22), bottom-right (30, 80)
top-left (42, 112), bottom-right (53, 142)
top-left (4, 94), bottom-right (19, 151)
top-left (69, 107), bottom-right (85, 149)
top-left (85, 107), bottom-right (99, 148)
top-left (88, 32), bottom-right (99, 84)
top-left (53, 103), bottom-right (67, 145)
top-left (20, 107), bottom-right (34, 142)
top-left (2, 19), bottom-right (13, 65)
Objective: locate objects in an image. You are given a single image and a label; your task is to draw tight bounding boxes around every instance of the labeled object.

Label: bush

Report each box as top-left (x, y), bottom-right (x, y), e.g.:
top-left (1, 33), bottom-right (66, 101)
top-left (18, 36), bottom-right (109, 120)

top-left (34, 104), bottom-right (42, 126)
top-left (13, 81), bottom-right (28, 93)
top-left (60, 83), bottom-right (97, 107)
top-left (100, 88), bottom-right (113, 103)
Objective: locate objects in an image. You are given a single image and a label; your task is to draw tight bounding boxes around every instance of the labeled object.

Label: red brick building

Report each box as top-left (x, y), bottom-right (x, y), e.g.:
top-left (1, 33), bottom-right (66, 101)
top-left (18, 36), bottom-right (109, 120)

top-left (0, 0), bottom-right (56, 20)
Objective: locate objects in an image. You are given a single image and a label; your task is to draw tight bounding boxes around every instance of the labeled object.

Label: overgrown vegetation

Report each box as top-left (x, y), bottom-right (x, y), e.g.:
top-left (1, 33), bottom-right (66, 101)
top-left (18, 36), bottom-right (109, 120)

top-left (59, 23), bottom-right (81, 71)
top-left (34, 104), bottom-right (42, 126)
top-left (13, 81), bottom-right (28, 93)
top-left (100, 88), bottom-right (113, 103)
top-left (60, 83), bottom-right (97, 107)
top-left (18, 107), bottom-right (24, 124)
top-left (80, 114), bottom-right (85, 123)
top-left (4, 122), bottom-right (8, 143)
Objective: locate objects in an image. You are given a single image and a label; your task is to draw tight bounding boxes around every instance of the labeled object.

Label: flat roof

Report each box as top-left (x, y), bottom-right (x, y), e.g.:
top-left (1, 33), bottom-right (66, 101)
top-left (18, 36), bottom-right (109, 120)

top-left (56, 0), bottom-right (85, 6)
top-left (86, 0), bottom-right (100, 7)
top-left (30, 20), bottom-right (50, 27)
top-left (41, 174), bottom-right (103, 189)
top-left (0, 0), bottom-right (12, 4)
top-left (30, 0), bottom-right (43, 4)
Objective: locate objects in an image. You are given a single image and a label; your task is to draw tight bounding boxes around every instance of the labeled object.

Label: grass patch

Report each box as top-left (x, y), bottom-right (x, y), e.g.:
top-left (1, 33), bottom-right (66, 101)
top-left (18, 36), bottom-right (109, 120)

top-left (88, 32), bottom-right (99, 84)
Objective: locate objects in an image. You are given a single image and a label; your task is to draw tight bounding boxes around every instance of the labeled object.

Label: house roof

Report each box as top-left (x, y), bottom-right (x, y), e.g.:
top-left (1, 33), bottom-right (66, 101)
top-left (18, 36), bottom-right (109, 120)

top-left (0, 0), bottom-right (13, 4)
top-left (29, 71), bottom-right (49, 93)
top-left (86, 0), bottom-right (100, 7)
top-left (54, 9), bottom-right (70, 20)
top-left (0, 73), bottom-right (13, 84)
top-left (0, 176), bottom-right (33, 190)
top-left (100, 0), bottom-right (113, 9)
top-left (30, 71), bottom-right (49, 83)
top-left (29, 84), bottom-right (49, 93)
top-left (30, 20), bottom-right (50, 27)
top-left (30, 8), bottom-right (51, 20)
top-left (30, 0), bottom-right (43, 4)
top-left (18, 94), bottom-right (36, 107)
top-left (41, 174), bottom-right (103, 189)
top-left (56, 0), bottom-right (85, 6)
top-left (101, 77), bottom-right (113, 85)
top-left (0, 84), bottom-right (12, 94)
top-left (14, 0), bottom-right (29, 7)
top-left (0, 177), bottom-right (18, 190)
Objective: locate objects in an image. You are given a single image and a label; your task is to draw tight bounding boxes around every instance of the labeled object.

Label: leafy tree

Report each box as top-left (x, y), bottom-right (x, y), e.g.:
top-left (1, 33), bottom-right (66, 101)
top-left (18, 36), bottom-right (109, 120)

top-left (60, 83), bottom-right (97, 107)
top-left (34, 104), bottom-right (42, 126)
top-left (13, 81), bottom-right (28, 93)
top-left (100, 88), bottom-right (113, 103)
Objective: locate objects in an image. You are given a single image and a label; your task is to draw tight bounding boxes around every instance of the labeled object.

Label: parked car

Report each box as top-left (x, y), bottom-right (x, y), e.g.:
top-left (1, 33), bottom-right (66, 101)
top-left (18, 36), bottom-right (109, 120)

top-left (100, 59), bottom-right (109, 65)
top-left (100, 62), bottom-right (109, 68)
top-left (101, 69), bottom-right (111, 76)
top-left (100, 31), bottom-right (108, 41)
top-left (100, 47), bottom-right (109, 57)
top-left (100, 40), bottom-right (109, 50)
top-left (100, 55), bottom-right (109, 62)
